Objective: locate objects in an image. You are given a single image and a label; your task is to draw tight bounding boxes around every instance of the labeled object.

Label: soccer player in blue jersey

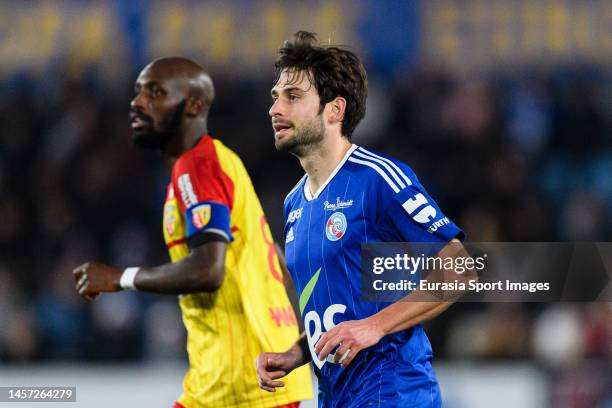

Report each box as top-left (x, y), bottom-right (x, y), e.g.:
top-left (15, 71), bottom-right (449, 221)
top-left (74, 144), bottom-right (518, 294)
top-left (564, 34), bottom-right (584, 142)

top-left (255, 31), bottom-right (473, 407)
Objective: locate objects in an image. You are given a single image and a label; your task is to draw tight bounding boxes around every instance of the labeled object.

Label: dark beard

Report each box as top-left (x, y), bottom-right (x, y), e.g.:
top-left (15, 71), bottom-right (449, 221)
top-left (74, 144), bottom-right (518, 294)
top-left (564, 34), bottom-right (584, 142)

top-left (131, 101), bottom-right (185, 150)
top-left (275, 114), bottom-right (325, 157)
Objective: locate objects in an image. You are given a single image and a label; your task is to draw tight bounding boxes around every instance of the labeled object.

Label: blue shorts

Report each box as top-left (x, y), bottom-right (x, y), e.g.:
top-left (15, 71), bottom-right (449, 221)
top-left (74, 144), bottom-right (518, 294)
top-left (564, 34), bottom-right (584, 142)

top-left (317, 349), bottom-right (443, 408)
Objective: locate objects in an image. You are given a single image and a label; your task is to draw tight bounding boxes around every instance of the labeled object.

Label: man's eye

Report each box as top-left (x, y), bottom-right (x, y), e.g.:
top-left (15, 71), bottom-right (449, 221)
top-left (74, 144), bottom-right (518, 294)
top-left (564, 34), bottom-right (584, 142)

top-left (151, 88), bottom-right (163, 97)
top-left (289, 94), bottom-right (299, 101)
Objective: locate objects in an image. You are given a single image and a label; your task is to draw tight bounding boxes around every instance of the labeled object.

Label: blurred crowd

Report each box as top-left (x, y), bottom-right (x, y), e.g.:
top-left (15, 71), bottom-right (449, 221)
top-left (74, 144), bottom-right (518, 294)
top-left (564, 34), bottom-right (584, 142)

top-left (1, 65), bottom-right (610, 406)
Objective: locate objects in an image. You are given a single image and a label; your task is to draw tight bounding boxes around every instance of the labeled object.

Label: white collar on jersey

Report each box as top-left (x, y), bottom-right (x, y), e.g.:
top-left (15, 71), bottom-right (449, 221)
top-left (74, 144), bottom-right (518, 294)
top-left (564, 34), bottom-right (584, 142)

top-left (304, 144), bottom-right (358, 201)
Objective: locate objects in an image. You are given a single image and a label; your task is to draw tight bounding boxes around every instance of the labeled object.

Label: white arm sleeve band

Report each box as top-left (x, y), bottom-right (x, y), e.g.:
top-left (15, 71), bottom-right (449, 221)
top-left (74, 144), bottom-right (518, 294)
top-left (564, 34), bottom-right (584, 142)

top-left (120, 267), bottom-right (140, 291)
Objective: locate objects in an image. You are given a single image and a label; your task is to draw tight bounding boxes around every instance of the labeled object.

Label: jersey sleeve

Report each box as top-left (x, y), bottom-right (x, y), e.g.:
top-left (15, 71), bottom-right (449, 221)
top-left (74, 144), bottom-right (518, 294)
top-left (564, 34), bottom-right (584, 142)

top-left (375, 164), bottom-right (464, 254)
top-left (172, 153), bottom-right (234, 246)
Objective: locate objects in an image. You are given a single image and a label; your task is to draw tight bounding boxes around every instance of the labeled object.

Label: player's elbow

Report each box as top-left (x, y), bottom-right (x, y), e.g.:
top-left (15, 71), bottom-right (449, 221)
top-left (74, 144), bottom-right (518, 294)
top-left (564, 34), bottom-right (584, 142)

top-left (205, 265), bottom-right (225, 291)
top-left (188, 241), bottom-right (227, 292)
top-left (184, 261), bottom-right (225, 292)
top-left (469, 269), bottom-right (479, 284)
top-left (193, 263), bottom-right (225, 292)
top-left (461, 264), bottom-right (479, 284)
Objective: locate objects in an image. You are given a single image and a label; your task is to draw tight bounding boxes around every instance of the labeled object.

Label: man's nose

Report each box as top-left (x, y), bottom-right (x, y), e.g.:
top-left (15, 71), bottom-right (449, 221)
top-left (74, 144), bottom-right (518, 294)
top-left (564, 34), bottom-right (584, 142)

top-left (131, 92), bottom-right (145, 111)
top-left (269, 99), bottom-right (283, 118)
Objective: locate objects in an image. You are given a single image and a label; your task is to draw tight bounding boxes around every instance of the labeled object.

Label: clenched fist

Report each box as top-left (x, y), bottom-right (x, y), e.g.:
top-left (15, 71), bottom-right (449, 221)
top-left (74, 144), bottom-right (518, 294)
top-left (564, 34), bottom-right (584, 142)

top-left (73, 262), bottom-right (122, 300)
top-left (255, 351), bottom-right (300, 392)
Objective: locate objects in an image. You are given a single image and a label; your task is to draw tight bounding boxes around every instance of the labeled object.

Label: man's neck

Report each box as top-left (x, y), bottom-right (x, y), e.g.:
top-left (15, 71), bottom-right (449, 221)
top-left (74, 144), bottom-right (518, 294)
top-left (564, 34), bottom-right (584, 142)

top-left (299, 135), bottom-right (352, 197)
top-left (162, 122), bottom-right (208, 171)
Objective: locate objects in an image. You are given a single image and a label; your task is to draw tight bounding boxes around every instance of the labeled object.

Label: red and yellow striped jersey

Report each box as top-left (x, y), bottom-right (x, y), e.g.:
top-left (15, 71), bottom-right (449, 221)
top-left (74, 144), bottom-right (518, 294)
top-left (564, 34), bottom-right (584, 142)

top-left (162, 135), bottom-right (312, 408)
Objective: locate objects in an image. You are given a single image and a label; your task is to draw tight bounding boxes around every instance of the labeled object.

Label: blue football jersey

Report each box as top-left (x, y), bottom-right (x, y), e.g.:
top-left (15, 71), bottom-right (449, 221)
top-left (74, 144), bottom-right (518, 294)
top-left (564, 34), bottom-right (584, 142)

top-left (283, 145), bottom-right (463, 407)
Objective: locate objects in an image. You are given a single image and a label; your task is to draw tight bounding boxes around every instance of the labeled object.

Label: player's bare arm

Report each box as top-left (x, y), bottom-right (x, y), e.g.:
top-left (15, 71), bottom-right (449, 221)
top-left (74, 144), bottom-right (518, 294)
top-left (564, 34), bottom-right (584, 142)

top-left (73, 240), bottom-right (226, 298)
top-left (315, 238), bottom-right (477, 367)
top-left (256, 332), bottom-right (310, 392)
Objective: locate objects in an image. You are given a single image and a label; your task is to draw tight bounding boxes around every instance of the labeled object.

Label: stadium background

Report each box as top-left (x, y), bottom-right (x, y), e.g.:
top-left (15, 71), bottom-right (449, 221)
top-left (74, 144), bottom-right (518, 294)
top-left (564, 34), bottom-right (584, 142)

top-left (0, 1), bottom-right (610, 407)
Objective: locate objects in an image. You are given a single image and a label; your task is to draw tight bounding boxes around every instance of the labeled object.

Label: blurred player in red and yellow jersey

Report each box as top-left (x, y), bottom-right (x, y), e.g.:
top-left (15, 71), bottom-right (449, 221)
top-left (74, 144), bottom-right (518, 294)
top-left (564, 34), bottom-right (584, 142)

top-left (164, 135), bottom-right (311, 408)
top-left (73, 57), bottom-right (312, 408)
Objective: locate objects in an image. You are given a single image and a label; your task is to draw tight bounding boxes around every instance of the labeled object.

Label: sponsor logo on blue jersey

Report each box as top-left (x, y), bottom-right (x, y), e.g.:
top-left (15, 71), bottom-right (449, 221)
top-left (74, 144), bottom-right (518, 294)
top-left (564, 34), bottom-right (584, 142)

top-left (323, 197), bottom-right (353, 211)
top-left (287, 207), bottom-right (303, 224)
top-left (325, 212), bottom-right (347, 241)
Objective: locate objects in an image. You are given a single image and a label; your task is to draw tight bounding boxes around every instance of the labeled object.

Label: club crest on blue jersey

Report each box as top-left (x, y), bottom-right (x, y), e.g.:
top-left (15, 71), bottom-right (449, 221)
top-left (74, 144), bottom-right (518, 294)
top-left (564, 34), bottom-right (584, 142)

top-left (325, 212), bottom-right (347, 241)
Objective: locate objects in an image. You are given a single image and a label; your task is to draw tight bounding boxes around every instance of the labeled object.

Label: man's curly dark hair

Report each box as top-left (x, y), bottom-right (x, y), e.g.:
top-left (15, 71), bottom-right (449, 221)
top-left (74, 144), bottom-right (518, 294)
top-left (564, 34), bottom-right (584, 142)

top-left (274, 31), bottom-right (368, 139)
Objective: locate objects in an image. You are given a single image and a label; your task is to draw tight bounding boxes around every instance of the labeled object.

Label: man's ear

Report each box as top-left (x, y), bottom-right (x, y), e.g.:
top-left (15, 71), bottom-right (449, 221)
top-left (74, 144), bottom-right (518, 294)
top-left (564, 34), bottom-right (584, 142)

top-left (185, 97), bottom-right (205, 117)
top-left (327, 96), bottom-right (346, 124)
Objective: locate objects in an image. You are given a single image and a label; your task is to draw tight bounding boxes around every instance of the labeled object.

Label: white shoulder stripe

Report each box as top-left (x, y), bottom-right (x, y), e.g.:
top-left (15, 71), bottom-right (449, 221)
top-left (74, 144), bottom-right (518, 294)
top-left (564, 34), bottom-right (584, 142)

top-left (347, 157), bottom-right (400, 193)
top-left (284, 174), bottom-right (307, 202)
top-left (353, 150), bottom-right (406, 189)
top-left (358, 147), bottom-right (413, 186)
